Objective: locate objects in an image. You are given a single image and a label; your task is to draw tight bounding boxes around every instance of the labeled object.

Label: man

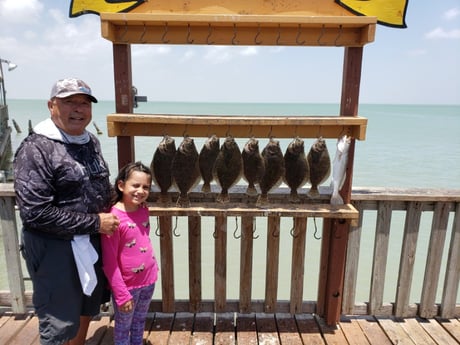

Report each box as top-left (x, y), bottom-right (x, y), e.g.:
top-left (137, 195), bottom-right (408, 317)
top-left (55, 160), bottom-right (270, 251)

top-left (14, 78), bottom-right (119, 345)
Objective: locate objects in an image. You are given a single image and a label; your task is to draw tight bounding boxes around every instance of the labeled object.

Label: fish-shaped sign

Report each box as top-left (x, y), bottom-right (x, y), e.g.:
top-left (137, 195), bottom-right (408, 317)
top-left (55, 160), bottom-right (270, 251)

top-left (336, 0), bottom-right (409, 28)
top-left (70, 0), bottom-right (144, 17)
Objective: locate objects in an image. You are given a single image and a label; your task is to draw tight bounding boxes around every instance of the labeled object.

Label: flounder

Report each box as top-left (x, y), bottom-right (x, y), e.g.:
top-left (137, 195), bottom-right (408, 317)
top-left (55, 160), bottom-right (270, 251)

top-left (171, 136), bottom-right (201, 207)
top-left (307, 137), bottom-right (331, 198)
top-left (213, 136), bottom-right (243, 203)
top-left (199, 135), bottom-right (220, 193)
top-left (257, 138), bottom-right (285, 206)
top-left (242, 137), bottom-right (265, 196)
top-left (283, 137), bottom-right (309, 203)
top-left (150, 135), bottom-right (176, 204)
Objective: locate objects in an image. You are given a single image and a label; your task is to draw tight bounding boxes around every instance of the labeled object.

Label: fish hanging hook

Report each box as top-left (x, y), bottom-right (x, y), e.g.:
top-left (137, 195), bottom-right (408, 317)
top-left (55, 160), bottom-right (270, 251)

top-left (162, 22), bottom-right (170, 43)
top-left (313, 217), bottom-right (321, 240)
top-left (139, 23), bottom-right (147, 43)
top-left (233, 217), bottom-right (241, 239)
top-left (290, 219), bottom-right (299, 238)
top-left (232, 23), bottom-right (238, 45)
top-left (187, 23), bottom-right (194, 44)
top-left (317, 24), bottom-right (326, 46)
top-left (334, 25), bottom-right (343, 46)
top-left (183, 124), bottom-right (189, 137)
top-left (207, 23), bottom-right (214, 44)
top-left (272, 226), bottom-right (280, 238)
top-left (154, 217), bottom-right (163, 237)
top-left (254, 24), bottom-right (262, 45)
top-left (296, 24), bottom-right (305, 45)
top-left (252, 221), bottom-right (259, 239)
top-left (276, 24), bottom-right (281, 45)
top-left (173, 216), bottom-right (180, 237)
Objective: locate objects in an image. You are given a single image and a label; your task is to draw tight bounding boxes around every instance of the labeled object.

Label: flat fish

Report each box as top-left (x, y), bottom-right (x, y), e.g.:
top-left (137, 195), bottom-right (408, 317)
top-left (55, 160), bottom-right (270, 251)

top-left (199, 135), bottom-right (220, 193)
top-left (150, 135), bottom-right (176, 204)
top-left (307, 137), bottom-right (331, 198)
top-left (257, 138), bottom-right (285, 206)
top-left (171, 136), bottom-right (201, 207)
top-left (330, 135), bottom-right (351, 205)
top-left (213, 136), bottom-right (243, 203)
top-left (242, 137), bottom-right (265, 196)
top-left (283, 137), bottom-right (309, 203)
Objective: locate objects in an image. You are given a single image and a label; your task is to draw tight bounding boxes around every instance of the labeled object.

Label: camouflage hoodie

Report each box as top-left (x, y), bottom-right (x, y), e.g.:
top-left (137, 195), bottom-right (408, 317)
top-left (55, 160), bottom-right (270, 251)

top-left (14, 118), bottom-right (112, 240)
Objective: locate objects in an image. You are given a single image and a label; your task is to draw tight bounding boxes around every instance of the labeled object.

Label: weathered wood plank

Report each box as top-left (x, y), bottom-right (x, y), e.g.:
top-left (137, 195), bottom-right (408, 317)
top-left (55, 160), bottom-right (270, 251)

top-left (417, 317), bottom-right (459, 345)
top-left (441, 203), bottom-right (460, 318)
top-left (159, 216), bottom-right (175, 312)
top-left (146, 313), bottom-right (174, 345)
top-left (339, 315), bottom-right (371, 345)
top-left (276, 313), bottom-right (303, 345)
top-left (264, 216), bottom-right (280, 313)
top-left (435, 317), bottom-right (460, 343)
top-left (188, 216), bottom-right (202, 312)
top-left (420, 202), bottom-right (452, 318)
top-left (295, 314), bottom-right (325, 345)
top-left (191, 312), bottom-right (214, 345)
top-left (239, 217), bottom-right (254, 313)
top-left (316, 314), bottom-right (350, 344)
top-left (353, 315), bottom-right (393, 345)
top-left (168, 312), bottom-right (194, 345)
top-left (236, 313), bottom-right (258, 345)
top-left (215, 312), bottom-right (236, 345)
top-left (256, 313), bottom-right (280, 345)
top-left (398, 317), bottom-right (437, 345)
top-left (395, 201), bottom-right (423, 317)
top-left (376, 316), bottom-right (416, 345)
top-left (290, 217), bottom-right (307, 314)
top-left (86, 315), bottom-right (111, 345)
top-left (215, 216), bottom-right (227, 312)
top-left (369, 201), bottom-right (392, 315)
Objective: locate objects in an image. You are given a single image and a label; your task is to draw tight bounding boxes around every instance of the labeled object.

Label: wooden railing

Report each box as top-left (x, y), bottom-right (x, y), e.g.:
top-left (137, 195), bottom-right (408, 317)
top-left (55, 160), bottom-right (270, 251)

top-left (1, 183), bottom-right (459, 320)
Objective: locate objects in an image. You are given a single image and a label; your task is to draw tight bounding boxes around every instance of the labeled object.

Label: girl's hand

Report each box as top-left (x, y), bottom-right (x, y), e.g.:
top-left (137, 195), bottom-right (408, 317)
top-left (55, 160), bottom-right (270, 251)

top-left (120, 300), bottom-right (134, 313)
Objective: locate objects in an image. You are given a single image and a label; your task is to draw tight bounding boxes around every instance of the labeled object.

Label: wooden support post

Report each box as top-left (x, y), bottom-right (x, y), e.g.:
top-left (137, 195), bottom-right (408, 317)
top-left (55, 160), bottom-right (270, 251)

top-left (113, 43), bottom-right (135, 170)
top-left (159, 216), bottom-right (175, 312)
top-left (321, 47), bottom-right (363, 325)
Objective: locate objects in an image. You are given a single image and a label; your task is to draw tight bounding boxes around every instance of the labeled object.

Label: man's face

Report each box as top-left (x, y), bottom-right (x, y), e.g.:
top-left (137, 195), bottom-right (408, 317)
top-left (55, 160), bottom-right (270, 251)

top-left (48, 94), bottom-right (92, 136)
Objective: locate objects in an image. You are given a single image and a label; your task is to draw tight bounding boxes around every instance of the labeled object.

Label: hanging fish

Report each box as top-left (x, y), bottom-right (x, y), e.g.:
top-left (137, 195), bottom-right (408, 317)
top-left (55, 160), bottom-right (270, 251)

top-left (330, 135), bottom-right (352, 205)
top-left (307, 137), bottom-right (331, 198)
top-left (199, 135), bottom-right (220, 193)
top-left (242, 137), bottom-right (265, 196)
top-left (171, 136), bottom-right (201, 207)
top-left (283, 137), bottom-right (309, 203)
top-left (151, 135), bottom-right (176, 204)
top-left (213, 136), bottom-right (243, 203)
top-left (257, 138), bottom-right (285, 206)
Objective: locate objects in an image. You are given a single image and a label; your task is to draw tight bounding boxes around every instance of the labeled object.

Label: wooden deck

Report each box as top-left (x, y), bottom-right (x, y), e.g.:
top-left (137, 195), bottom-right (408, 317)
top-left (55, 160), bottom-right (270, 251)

top-left (1, 311), bottom-right (460, 345)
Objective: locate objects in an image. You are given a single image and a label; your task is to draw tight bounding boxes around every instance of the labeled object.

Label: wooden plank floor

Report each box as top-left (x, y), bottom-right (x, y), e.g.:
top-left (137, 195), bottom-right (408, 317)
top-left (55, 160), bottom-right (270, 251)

top-left (1, 311), bottom-right (460, 345)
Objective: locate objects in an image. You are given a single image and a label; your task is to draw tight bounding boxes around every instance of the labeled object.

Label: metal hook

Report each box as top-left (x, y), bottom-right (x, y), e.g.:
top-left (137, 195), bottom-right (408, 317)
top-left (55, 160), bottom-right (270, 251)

top-left (213, 229), bottom-right (217, 239)
top-left (317, 24), bottom-right (326, 46)
top-left (187, 23), bottom-right (194, 44)
top-left (140, 23), bottom-right (147, 43)
top-left (272, 226), bottom-right (280, 238)
top-left (120, 21), bottom-right (128, 42)
top-left (290, 219), bottom-right (299, 238)
top-left (154, 217), bottom-right (163, 237)
top-left (233, 217), bottom-right (241, 239)
top-left (162, 22), bottom-right (170, 43)
top-left (334, 25), bottom-right (343, 46)
top-left (252, 221), bottom-right (259, 239)
top-left (276, 24), bottom-right (281, 45)
top-left (232, 24), bottom-right (238, 45)
top-left (207, 23), bottom-right (214, 44)
top-left (255, 24), bottom-right (262, 45)
top-left (296, 24), bottom-right (305, 45)
top-left (173, 216), bottom-right (180, 237)
top-left (313, 217), bottom-right (321, 240)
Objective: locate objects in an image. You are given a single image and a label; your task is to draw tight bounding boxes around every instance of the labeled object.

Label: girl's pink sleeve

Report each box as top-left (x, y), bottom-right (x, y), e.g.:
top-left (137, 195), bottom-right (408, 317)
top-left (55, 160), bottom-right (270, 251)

top-left (101, 231), bottom-right (132, 307)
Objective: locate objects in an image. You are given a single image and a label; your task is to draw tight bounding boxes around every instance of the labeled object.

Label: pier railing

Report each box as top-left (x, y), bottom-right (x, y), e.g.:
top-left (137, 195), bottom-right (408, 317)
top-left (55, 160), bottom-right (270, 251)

top-left (1, 183), bottom-right (459, 321)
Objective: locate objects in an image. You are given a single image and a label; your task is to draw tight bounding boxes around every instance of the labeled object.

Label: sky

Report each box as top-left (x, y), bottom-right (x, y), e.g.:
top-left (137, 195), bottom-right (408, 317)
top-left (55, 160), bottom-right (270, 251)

top-left (0, 0), bottom-right (459, 104)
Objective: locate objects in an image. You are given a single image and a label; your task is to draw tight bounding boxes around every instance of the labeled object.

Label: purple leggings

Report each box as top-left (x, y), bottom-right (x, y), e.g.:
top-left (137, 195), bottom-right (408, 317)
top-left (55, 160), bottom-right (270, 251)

top-left (113, 284), bottom-right (155, 345)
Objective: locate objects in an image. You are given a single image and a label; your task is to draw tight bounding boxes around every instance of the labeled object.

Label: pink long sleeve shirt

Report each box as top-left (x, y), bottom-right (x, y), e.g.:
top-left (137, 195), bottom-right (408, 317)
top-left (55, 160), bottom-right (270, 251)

top-left (101, 205), bottom-right (159, 307)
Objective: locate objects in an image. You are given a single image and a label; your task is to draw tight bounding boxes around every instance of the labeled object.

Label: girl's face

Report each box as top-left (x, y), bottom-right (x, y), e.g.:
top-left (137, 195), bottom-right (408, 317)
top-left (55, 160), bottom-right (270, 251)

top-left (117, 170), bottom-right (151, 211)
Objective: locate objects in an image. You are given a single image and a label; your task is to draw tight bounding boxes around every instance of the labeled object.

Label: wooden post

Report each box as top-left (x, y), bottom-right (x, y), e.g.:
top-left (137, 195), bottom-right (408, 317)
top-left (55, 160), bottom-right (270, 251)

top-left (113, 43), bottom-right (134, 170)
top-left (321, 47), bottom-right (363, 325)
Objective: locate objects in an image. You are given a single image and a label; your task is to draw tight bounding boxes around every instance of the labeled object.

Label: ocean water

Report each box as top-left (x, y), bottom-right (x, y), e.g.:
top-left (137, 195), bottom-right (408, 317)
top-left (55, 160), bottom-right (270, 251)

top-left (2, 100), bottom-right (460, 304)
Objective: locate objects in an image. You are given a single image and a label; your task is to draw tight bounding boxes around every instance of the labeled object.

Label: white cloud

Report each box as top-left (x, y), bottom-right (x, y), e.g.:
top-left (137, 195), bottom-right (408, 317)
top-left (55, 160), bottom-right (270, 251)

top-left (425, 27), bottom-right (460, 39)
top-left (0, 0), bottom-right (44, 24)
top-left (240, 47), bottom-right (258, 56)
top-left (444, 8), bottom-right (460, 20)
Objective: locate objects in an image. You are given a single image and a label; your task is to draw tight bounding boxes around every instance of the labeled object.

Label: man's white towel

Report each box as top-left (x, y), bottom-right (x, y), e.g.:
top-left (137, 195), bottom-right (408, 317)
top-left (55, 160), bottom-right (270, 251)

top-left (71, 235), bottom-right (98, 296)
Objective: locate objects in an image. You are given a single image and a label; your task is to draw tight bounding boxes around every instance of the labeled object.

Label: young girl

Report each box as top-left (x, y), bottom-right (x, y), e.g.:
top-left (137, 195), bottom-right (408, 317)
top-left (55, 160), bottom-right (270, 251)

top-left (101, 162), bottom-right (159, 345)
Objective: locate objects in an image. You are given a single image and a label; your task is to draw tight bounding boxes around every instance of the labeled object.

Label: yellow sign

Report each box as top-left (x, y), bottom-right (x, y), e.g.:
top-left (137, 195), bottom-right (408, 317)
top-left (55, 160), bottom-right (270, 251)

top-left (336, 0), bottom-right (409, 28)
top-left (70, 0), bottom-right (144, 17)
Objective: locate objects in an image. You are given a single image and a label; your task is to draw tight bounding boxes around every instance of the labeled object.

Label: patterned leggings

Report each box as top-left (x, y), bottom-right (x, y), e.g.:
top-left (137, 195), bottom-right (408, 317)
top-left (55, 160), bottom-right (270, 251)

top-left (113, 284), bottom-right (155, 345)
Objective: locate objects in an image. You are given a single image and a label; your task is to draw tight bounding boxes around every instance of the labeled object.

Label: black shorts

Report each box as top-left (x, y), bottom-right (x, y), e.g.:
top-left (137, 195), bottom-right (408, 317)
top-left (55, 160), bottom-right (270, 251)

top-left (21, 230), bottom-right (108, 344)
